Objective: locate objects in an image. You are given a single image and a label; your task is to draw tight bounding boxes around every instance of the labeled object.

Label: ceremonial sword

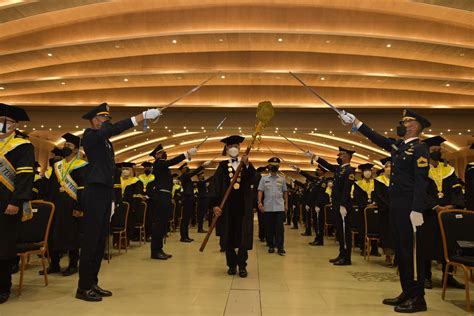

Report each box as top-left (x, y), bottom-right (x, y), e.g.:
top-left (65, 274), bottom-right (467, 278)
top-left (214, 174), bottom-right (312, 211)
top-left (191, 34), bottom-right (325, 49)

top-left (196, 117), bottom-right (227, 148)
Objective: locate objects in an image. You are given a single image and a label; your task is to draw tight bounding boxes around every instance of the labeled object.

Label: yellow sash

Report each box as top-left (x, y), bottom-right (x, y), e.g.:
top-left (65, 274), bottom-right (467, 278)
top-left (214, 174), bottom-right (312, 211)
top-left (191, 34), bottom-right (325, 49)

top-left (429, 163), bottom-right (454, 195)
top-left (0, 133), bottom-right (31, 192)
top-left (138, 173), bottom-right (155, 187)
top-left (325, 187), bottom-right (332, 202)
top-left (120, 177), bottom-right (139, 195)
top-left (54, 158), bottom-right (88, 201)
top-left (375, 174), bottom-right (390, 187)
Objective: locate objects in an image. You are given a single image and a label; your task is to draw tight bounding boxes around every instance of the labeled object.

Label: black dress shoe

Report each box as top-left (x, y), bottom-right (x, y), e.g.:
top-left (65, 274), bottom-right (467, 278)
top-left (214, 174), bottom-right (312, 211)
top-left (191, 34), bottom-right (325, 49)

top-left (424, 278), bottom-right (433, 289)
top-left (228, 267), bottom-right (236, 275)
top-left (383, 293), bottom-right (408, 306)
top-left (39, 265), bottom-right (61, 275)
top-left (198, 229), bottom-right (207, 233)
top-left (329, 257), bottom-right (341, 263)
top-left (309, 241), bottom-right (324, 246)
top-left (301, 232), bottom-right (312, 236)
top-left (146, 236), bottom-right (152, 242)
top-left (75, 288), bottom-right (102, 302)
top-left (180, 238), bottom-right (193, 243)
top-left (0, 292), bottom-right (9, 304)
top-left (333, 258), bottom-right (351, 266)
top-left (268, 247), bottom-right (275, 253)
top-left (239, 268), bottom-right (248, 278)
top-left (394, 296), bottom-right (427, 313)
top-left (447, 275), bottom-right (465, 289)
top-left (62, 266), bottom-right (78, 276)
top-left (278, 249), bottom-right (286, 256)
top-left (290, 227), bottom-right (298, 230)
top-left (91, 285), bottom-right (112, 297)
top-left (370, 251), bottom-right (382, 257)
top-left (151, 252), bottom-right (169, 260)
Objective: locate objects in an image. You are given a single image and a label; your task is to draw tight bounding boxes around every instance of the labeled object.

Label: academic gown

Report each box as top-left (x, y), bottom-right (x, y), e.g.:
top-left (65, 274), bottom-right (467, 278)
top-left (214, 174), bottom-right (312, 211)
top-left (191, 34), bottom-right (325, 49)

top-left (374, 174), bottom-right (392, 250)
top-left (47, 158), bottom-right (88, 251)
top-left (209, 159), bottom-right (255, 250)
top-left (464, 162), bottom-right (474, 211)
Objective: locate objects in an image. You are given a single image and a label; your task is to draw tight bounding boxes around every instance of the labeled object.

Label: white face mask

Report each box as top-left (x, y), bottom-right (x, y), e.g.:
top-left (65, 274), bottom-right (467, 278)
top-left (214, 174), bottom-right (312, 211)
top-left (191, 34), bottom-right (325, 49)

top-left (327, 181), bottom-right (333, 188)
top-left (227, 147), bottom-right (239, 158)
top-left (0, 122), bottom-right (12, 134)
top-left (121, 169), bottom-right (131, 178)
top-left (363, 170), bottom-right (372, 179)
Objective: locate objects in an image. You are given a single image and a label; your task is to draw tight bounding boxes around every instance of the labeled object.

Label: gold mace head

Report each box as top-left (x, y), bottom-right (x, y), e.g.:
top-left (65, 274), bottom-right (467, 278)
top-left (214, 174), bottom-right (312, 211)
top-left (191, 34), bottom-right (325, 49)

top-left (256, 101), bottom-right (274, 126)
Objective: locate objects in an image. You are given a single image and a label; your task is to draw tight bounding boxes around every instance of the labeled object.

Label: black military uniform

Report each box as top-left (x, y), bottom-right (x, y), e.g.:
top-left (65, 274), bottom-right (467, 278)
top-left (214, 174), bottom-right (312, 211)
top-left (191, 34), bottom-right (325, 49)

top-left (178, 163), bottom-right (205, 242)
top-left (254, 167), bottom-right (267, 242)
top-left (0, 104), bottom-right (34, 304)
top-left (356, 109), bottom-right (434, 313)
top-left (209, 135), bottom-right (255, 277)
top-left (45, 133), bottom-right (88, 277)
top-left (298, 166), bottom-right (328, 246)
top-left (197, 172), bottom-right (211, 233)
top-left (139, 161), bottom-right (155, 240)
top-left (149, 144), bottom-right (187, 259)
top-left (77, 103), bottom-right (137, 301)
top-left (465, 144), bottom-right (474, 211)
top-left (32, 162), bottom-right (48, 200)
top-left (422, 136), bottom-right (465, 289)
top-left (301, 178), bottom-right (315, 236)
top-left (316, 148), bottom-right (355, 265)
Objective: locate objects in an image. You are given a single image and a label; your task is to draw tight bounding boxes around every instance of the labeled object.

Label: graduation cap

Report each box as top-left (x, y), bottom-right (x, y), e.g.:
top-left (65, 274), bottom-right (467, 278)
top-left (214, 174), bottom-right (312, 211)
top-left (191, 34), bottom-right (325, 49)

top-left (149, 144), bottom-right (164, 157)
top-left (0, 103), bottom-right (30, 122)
top-left (81, 102), bottom-right (112, 120)
top-left (339, 146), bottom-right (355, 155)
top-left (268, 157), bottom-right (281, 165)
top-left (422, 136), bottom-right (446, 148)
top-left (358, 163), bottom-right (374, 171)
top-left (380, 157), bottom-right (391, 166)
top-left (179, 163), bottom-right (188, 170)
top-left (62, 133), bottom-right (81, 148)
top-left (401, 109), bottom-right (431, 129)
top-left (50, 147), bottom-right (63, 157)
top-left (220, 135), bottom-right (245, 155)
top-left (141, 161), bottom-right (153, 168)
top-left (14, 130), bottom-right (29, 139)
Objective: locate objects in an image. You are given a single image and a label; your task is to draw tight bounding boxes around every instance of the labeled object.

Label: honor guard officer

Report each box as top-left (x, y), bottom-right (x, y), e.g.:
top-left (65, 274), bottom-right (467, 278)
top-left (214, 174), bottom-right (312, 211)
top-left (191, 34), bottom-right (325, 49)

top-left (257, 157), bottom-right (288, 255)
top-left (210, 135), bottom-right (255, 277)
top-left (0, 104), bottom-right (35, 304)
top-left (422, 136), bottom-right (465, 289)
top-left (148, 144), bottom-right (198, 259)
top-left (305, 147), bottom-right (356, 265)
top-left (76, 103), bottom-right (161, 302)
top-left (196, 171), bottom-right (211, 233)
top-left (340, 108), bottom-right (437, 313)
top-left (466, 144), bottom-right (474, 210)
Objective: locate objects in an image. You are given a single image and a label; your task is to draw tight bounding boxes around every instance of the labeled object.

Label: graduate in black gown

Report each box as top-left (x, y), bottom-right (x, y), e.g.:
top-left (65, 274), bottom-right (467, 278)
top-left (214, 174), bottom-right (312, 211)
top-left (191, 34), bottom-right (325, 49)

top-left (209, 135), bottom-right (255, 278)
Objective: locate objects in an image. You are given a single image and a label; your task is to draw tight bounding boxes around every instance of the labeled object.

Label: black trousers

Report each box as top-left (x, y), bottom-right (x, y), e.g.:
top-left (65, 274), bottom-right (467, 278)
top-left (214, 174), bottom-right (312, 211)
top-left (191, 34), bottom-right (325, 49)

top-left (197, 198), bottom-right (209, 231)
top-left (78, 184), bottom-right (113, 290)
top-left (180, 196), bottom-right (194, 239)
top-left (151, 192), bottom-right (172, 253)
top-left (265, 212), bottom-right (285, 250)
top-left (313, 207), bottom-right (325, 243)
top-left (292, 204), bottom-right (300, 228)
top-left (257, 210), bottom-right (265, 241)
top-left (304, 206), bottom-right (312, 235)
top-left (391, 196), bottom-right (425, 298)
top-left (226, 248), bottom-right (248, 269)
top-left (334, 206), bottom-right (352, 261)
top-left (0, 259), bottom-right (13, 294)
top-left (50, 249), bottom-right (79, 268)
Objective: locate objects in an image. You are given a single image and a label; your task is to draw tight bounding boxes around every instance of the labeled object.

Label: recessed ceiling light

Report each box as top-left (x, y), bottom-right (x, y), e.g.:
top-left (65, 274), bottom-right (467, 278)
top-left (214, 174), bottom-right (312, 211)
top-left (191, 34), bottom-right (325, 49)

top-left (277, 38), bottom-right (283, 42)
top-left (220, 75), bottom-right (226, 79)
top-left (218, 38), bottom-right (224, 42)
top-left (115, 45), bottom-right (121, 49)
top-left (124, 78), bottom-right (129, 82)
top-left (445, 83), bottom-right (450, 87)
top-left (61, 82), bottom-right (66, 85)
top-left (460, 53), bottom-right (465, 57)
top-left (458, 132), bottom-right (462, 135)
top-left (325, 40), bottom-right (331, 44)
top-left (320, 77), bottom-right (325, 80)
top-left (177, 76), bottom-right (182, 80)
top-left (172, 39), bottom-right (177, 44)
top-left (47, 53), bottom-right (53, 57)
top-left (0, 87), bottom-right (4, 90)
top-left (41, 125), bottom-right (44, 128)
top-left (183, 126), bottom-right (187, 129)
top-left (386, 44), bottom-right (391, 48)
top-left (447, 129), bottom-right (451, 132)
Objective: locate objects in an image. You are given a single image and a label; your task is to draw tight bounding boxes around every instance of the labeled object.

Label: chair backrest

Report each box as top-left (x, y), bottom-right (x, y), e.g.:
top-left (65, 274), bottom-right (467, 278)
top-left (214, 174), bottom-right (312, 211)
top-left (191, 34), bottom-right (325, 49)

top-left (324, 204), bottom-right (333, 225)
top-left (111, 202), bottom-right (130, 230)
top-left (135, 201), bottom-right (147, 226)
top-left (17, 200), bottom-right (55, 246)
top-left (351, 205), bottom-right (361, 230)
top-left (438, 209), bottom-right (474, 262)
top-left (364, 205), bottom-right (380, 235)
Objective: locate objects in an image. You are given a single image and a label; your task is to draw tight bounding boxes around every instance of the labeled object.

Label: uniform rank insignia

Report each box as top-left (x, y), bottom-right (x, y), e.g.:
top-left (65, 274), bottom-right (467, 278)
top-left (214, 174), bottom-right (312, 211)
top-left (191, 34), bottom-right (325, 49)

top-left (322, 183), bottom-right (326, 188)
top-left (417, 157), bottom-right (428, 168)
top-left (349, 174), bottom-right (355, 180)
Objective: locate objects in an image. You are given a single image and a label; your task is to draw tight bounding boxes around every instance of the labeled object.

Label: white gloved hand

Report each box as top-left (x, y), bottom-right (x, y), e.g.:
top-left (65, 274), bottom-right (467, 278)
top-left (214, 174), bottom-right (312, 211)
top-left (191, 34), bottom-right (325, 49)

top-left (291, 165), bottom-right (300, 172)
top-left (315, 206), bottom-right (320, 213)
top-left (202, 161), bottom-right (211, 167)
top-left (339, 110), bottom-right (356, 125)
top-left (304, 150), bottom-right (315, 159)
top-left (410, 211), bottom-right (424, 232)
top-left (305, 205), bottom-right (310, 211)
top-left (339, 206), bottom-right (347, 217)
top-left (142, 108), bottom-right (162, 120)
top-left (187, 147), bottom-right (198, 157)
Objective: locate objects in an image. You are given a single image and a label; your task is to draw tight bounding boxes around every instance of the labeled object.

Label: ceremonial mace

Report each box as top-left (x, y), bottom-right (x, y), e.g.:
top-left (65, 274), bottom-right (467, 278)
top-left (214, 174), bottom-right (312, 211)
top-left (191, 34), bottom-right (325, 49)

top-left (199, 101), bottom-right (274, 252)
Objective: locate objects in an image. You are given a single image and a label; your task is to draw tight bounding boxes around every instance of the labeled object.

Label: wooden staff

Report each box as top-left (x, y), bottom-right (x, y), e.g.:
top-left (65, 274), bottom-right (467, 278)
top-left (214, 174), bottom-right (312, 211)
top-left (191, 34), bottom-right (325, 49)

top-left (199, 101), bottom-right (274, 252)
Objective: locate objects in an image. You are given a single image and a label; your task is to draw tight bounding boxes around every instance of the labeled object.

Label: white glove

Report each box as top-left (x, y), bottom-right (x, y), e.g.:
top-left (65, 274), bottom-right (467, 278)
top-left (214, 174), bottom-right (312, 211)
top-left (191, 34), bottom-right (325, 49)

top-left (339, 206), bottom-right (347, 217)
top-left (304, 150), bottom-right (315, 159)
top-left (315, 206), bottom-right (320, 213)
top-left (338, 110), bottom-right (356, 125)
top-left (202, 161), bottom-right (211, 167)
top-left (142, 108), bottom-right (162, 120)
top-left (187, 147), bottom-right (198, 157)
top-left (305, 205), bottom-right (310, 211)
top-left (410, 211), bottom-right (424, 232)
top-left (291, 165), bottom-right (300, 172)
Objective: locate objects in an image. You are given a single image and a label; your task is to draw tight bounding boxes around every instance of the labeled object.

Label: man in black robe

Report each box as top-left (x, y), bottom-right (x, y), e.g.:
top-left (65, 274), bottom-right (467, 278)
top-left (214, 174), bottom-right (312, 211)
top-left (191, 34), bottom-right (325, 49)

top-left (209, 135), bottom-right (255, 278)
top-left (0, 104), bottom-right (34, 304)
